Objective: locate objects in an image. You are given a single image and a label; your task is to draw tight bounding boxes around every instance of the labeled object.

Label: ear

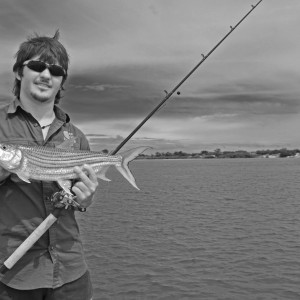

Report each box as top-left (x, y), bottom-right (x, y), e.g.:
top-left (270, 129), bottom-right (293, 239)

top-left (15, 71), bottom-right (21, 81)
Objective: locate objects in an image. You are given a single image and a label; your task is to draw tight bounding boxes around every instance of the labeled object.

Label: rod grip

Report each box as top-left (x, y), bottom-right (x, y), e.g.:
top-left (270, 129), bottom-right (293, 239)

top-left (2, 213), bottom-right (58, 271)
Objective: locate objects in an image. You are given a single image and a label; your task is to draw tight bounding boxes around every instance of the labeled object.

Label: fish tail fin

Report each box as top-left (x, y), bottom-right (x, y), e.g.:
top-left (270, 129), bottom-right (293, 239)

top-left (116, 146), bottom-right (150, 190)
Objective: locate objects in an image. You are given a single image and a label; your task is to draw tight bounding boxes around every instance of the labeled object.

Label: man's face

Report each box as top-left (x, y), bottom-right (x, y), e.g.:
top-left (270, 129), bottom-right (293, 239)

top-left (17, 56), bottom-right (64, 103)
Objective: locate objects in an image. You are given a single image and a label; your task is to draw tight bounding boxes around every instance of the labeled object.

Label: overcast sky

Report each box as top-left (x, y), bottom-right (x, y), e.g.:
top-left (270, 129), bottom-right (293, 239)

top-left (0, 0), bottom-right (299, 152)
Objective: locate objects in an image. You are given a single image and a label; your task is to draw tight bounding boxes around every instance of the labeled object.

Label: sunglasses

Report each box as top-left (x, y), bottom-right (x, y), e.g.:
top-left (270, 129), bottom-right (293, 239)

top-left (23, 60), bottom-right (66, 77)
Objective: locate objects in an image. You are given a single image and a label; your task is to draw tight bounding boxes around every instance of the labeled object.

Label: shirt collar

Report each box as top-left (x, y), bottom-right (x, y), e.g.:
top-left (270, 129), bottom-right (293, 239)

top-left (7, 98), bottom-right (22, 114)
top-left (54, 104), bottom-right (70, 123)
top-left (7, 98), bottom-right (70, 123)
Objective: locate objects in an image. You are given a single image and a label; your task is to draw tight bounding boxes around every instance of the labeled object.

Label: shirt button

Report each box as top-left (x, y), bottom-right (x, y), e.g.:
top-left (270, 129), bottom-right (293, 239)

top-left (49, 245), bottom-right (55, 251)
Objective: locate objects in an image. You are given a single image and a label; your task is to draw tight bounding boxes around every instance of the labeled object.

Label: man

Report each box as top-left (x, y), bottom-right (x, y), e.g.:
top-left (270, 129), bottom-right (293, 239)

top-left (0, 31), bottom-right (98, 299)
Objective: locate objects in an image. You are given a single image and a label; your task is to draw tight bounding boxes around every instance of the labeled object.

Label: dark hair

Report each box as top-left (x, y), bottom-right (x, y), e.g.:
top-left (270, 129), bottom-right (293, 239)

top-left (12, 30), bottom-right (69, 104)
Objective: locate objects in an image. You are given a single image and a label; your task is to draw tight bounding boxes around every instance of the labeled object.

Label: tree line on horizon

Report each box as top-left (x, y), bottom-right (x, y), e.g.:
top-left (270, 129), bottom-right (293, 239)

top-left (136, 148), bottom-right (300, 159)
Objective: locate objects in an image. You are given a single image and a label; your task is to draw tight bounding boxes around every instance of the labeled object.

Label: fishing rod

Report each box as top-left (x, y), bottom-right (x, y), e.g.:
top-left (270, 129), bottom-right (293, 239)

top-left (0, 0), bottom-right (263, 274)
top-left (112, 0), bottom-right (263, 155)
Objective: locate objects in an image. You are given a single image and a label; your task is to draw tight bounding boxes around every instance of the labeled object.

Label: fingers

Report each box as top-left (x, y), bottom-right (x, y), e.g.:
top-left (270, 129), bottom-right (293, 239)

top-left (72, 164), bottom-right (99, 207)
top-left (74, 164), bottom-right (98, 189)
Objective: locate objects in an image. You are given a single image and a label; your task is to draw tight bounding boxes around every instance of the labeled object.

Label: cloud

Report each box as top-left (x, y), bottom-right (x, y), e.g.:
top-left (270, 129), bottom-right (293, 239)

top-left (85, 133), bottom-right (185, 154)
top-left (76, 106), bottom-right (300, 153)
top-left (1, 0), bottom-right (300, 151)
top-left (71, 83), bottom-right (129, 92)
top-left (61, 60), bottom-right (300, 127)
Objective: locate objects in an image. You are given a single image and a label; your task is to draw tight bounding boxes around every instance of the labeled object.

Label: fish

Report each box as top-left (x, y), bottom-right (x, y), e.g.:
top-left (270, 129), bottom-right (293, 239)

top-left (0, 141), bottom-right (149, 191)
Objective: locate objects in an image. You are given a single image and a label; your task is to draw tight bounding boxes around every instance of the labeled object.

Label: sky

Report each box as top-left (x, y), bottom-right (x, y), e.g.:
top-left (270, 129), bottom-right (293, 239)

top-left (0, 0), bottom-right (299, 153)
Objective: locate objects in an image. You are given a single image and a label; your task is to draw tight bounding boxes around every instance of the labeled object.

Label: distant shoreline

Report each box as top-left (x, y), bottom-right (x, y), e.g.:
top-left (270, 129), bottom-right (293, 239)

top-left (137, 148), bottom-right (300, 159)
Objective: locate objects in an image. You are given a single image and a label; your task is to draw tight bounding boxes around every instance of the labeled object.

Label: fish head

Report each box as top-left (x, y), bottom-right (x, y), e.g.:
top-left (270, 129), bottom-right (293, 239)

top-left (0, 144), bottom-right (22, 170)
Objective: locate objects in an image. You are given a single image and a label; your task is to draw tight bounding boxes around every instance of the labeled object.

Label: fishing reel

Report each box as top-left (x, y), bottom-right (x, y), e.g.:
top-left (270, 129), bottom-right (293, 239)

top-left (50, 190), bottom-right (86, 212)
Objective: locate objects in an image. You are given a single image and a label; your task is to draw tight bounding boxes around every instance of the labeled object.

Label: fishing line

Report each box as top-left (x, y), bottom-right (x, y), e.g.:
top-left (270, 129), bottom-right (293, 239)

top-left (111, 0), bottom-right (263, 155)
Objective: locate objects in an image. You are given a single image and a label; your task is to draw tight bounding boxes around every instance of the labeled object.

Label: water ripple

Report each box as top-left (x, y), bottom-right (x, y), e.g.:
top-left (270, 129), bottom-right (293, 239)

top-left (78, 158), bottom-right (300, 299)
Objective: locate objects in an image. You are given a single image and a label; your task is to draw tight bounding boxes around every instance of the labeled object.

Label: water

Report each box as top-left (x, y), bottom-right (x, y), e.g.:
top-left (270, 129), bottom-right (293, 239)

top-left (77, 158), bottom-right (300, 299)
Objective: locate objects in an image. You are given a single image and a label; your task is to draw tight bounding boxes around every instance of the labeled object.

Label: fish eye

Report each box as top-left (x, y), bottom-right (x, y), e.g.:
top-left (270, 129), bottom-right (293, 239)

top-left (1, 146), bottom-right (6, 150)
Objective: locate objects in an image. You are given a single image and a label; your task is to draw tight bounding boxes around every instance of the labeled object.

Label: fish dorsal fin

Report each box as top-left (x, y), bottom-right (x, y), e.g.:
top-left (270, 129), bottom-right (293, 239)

top-left (56, 138), bottom-right (77, 149)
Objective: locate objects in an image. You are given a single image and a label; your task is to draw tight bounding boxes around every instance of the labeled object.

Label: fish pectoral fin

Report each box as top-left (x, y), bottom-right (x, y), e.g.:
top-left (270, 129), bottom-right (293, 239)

top-left (57, 180), bottom-right (72, 194)
top-left (96, 166), bottom-right (111, 182)
top-left (16, 172), bottom-right (31, 183)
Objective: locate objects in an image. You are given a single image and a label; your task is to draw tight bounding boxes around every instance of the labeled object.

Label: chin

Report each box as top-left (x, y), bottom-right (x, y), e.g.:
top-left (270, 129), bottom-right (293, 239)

top-left (31, 92), bottom-right (53, 103)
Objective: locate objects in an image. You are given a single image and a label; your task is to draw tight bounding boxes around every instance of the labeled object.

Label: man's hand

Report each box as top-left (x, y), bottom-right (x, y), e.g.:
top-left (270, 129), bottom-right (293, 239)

top-left (0, 167), bottom-right (10, 183)
top-left (72, 164), bottom-right (98, 209)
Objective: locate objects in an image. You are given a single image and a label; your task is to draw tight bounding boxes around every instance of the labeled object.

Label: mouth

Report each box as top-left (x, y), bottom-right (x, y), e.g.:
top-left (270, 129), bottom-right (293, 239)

top-left (36, 82), bottom-right (52, 89)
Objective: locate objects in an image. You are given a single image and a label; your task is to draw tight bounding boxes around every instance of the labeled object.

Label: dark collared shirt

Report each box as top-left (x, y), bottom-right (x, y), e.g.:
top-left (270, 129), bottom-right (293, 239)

top-left (0, 99), bottom-right (90, 289)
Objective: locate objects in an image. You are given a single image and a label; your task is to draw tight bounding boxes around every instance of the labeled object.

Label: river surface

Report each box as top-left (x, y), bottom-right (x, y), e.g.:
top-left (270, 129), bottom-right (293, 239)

top-left (76, 158), bottom-right (300, 300)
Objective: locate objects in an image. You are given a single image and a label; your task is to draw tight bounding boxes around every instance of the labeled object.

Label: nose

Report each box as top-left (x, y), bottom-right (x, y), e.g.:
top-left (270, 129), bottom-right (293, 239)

top-left (39, 67), bottom-right (51, 79)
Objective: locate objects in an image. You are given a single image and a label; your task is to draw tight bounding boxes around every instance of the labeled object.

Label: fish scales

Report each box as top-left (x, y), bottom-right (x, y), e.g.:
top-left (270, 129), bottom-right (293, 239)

top-left (28, 162), bottom-right (112, 181)
top-left (25, 149), bottom-right (116, 162)
top-left (23, 146), bottom-right (122, 180)
top-left (24, 153), bottom-right (110, 165)
top-left (20, 145), bottom-right (114, 160)
top-left (24, 155), bottom-right (120, 174)
top-left (27, 159), bottom-right (113, 175)
top-left (26, 157), bottom-right (115, 169)
top-left (0, 143), bottom-right (150, 190)
top-left (21, 146), bottom-right (121, 168)
top-left (24, 151), bottom-right (119, 166)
